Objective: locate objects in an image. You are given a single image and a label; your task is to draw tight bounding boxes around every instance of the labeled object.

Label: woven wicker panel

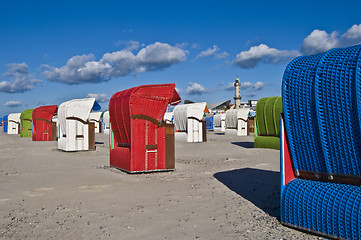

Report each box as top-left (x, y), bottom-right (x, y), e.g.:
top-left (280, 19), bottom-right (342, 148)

top-left (281, 179), bottom-right (361, 240)
top-left (213, 114), bottom-right (222, 127)
top-left (264, 97), bottom-right (278, 136)
top-left (3, 114), bottom-right (8, 132)
top-left (205, 116), bottom-right (213, 129)
top-left (255, 97), bottom-right (268, 136)
top-left (131, 85), bottom-right (176, 121)
top-left (282, 53), bottom-right (326, 172)
top-left (20, 109), bottom-right (34, 138)
top-left (32, 105), bottom-right (58, 141)
top-left (254, 136), bottom-right (280, 150)
top-left (315, 45), bottom-right (361, 175)
top-left (273, 96), bottom-right (283, 136)
top-left (109, 88), bottom-right (134, 145)
top-left (109, 84), bottom-right (180, 172)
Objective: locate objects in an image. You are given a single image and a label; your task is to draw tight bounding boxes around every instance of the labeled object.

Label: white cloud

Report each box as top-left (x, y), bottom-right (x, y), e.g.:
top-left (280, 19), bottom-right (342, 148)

top-left (4, 101), bottom-right (21, 107)
top-left (196, 45), bottom-right (229, 60)
top-left (191, 43), bottom-right (200, 49)
top-left (42, 54), bottom-right (112, 84)
top-left (86, 93), bottom-right (109, 103)
top-left (342, 24), bottom-right (361, 45)
top-left (253, 81), bottom-right (265, 90)
top-left (301, 30), bottom-right (339, 55)
top-left (0, 63), bottom-right (41, 93)
top-left (224, 82), bottom-right (234, 91)
top-left (186, 82), bottom-right (207, 95)
top-left (136, 42), bottom-right (188, 70)
top-left (302, 24), bottom-right (361, 55)
top-left (241, 81), bottom-right (253, 90)
top-left (175, 42), bottom-right (188, 49)
top-left (43, 42), bottom-right (188, 84)
top-left (215, 51), bottom-right (229, 59)
top-left (224, 81), bottom-right (261, 91)
top-left (115, 40), bottom-right (142, 51)
top-left (233, 44), bottom-right (300, 69)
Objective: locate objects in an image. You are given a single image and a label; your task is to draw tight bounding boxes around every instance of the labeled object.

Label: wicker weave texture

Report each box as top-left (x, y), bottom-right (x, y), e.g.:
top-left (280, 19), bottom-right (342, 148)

top-left (205, 116), bottom-right (214, 129)
top-left (273, 97), bottom-right (283, 136)
top-left (264, 97), bottom-right (278, 136)
top-left (32, 105), bottom-right (57, 141)
top-left (20, 109), bottom-right (34, 138)
top-left (282, 53), bottom-right (326, 172)
top-left (315, 45), bottom-right (361, 175)
top-left (282, 179), bottom-right (361, 240)
top-left (3, 114), bottom-right (8, 133)
top-left (256, 97), bottom-right (268, 136)
top-left (255, 96), bottom-right (282, 149)
top-left (281, 44), bottom-right (361, 238)
top-left (109, 84), bottom-right (180, 172)
top-left (8, 113), bottom-right (21, 135)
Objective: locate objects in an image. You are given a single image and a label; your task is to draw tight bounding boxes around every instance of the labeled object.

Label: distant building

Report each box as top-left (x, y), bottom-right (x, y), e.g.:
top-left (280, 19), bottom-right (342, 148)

top-left (207, 100), bottom-right (231, 113)
top-left (239, 100), bottom-right (257, 110)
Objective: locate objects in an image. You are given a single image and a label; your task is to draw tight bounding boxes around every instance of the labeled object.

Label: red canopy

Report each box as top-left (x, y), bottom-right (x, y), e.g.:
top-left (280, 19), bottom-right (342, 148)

top-left (32, 105), bottom-right (58, 141)
top-left (109, 84), bottom-right (180, 146)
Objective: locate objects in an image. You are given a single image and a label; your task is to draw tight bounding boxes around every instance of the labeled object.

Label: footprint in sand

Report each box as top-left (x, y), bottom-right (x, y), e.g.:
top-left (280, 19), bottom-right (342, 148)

top-left (23, 187), bottom-right (55, 197)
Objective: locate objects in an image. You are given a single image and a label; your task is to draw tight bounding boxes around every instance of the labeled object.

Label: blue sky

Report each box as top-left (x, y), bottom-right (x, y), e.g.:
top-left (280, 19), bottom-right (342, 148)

top-left (1, 0), bottom-right (361, 116)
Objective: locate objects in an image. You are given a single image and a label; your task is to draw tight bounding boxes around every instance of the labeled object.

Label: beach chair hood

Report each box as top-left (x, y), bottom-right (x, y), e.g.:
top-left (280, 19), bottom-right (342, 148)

top-left (109, 84), bottom-right (180, 147)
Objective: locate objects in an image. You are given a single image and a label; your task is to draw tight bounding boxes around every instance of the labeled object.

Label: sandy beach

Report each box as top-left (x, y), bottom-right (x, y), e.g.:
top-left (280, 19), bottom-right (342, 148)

top-left (0, 131), bottom-right (319, 239)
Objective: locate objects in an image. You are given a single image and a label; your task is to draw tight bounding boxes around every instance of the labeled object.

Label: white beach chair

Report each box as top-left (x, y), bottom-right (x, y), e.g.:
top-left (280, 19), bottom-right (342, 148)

top-left (7, 113), bottom-right (21, 135)
top-left (173, 102), bottom-right (207, 142)
top-left (58, 98), bottom-right (98, 151)
top-left (225, 108), bottom-right (249, 136)
top-left (102, 111), bottom-right (110, 134)
top-left (89, 112), bottom-right (103, 133)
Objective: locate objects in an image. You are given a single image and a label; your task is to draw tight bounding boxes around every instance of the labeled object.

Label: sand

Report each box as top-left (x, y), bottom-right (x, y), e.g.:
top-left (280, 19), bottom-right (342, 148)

top-left (0, 131), bottom-right (319, 239)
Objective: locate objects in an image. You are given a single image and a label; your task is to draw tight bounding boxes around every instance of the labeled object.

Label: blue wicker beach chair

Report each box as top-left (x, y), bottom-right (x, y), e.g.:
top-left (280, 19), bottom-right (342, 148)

top-left (281, 44), bottom-right (361, 239)
top-left (205, 116), bottom-right (214, 130)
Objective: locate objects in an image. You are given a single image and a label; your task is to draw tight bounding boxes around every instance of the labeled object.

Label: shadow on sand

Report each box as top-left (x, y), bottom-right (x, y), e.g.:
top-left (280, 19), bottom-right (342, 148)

top-left (214, 168), bottom-right (280, 218)
top-left (231, 141), bottom-right (254, 148)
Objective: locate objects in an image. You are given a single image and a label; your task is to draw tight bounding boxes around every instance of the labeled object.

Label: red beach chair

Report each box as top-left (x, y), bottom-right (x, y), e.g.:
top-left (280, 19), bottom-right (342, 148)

top-left (32, 105), bottom-right (58, 141)
top-left (109, 84), bottom-right (181, 173)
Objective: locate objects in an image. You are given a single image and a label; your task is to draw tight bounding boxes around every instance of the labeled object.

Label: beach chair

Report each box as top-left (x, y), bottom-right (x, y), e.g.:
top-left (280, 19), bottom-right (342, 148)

top-left (109, 84), bottom-right (181, 173)
top-left (101, 111), bottom-right (110, 134)
top-left (57, 98), bottom-right (101, 151)
top-left (32, 105), bottom-right (58, 141)
top-left (225, 108), bottom-right (249, 136)
top-left (20, 109), bottom-right (34, 138)
top-left (205, 115), bottom-right (214, 130)
top-left (254, 96), bottom-right (282, 150)
top-left (281, 44), bottom-right (361, 239)
top-left (89, 112), bottom-right (103, 133)
top-left (7, 113), bottom-right (21, 135)
top-left (213, 113), bottom-right (226, 132)
top-left (173, 102), bottom-right (207, 142)
top-left (3, 115), bottom-right (8, 133)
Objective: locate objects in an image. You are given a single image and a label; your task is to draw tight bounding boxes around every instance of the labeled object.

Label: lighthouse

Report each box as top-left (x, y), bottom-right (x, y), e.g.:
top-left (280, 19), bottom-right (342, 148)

top-left (234, 76), bottom-right (241, 109)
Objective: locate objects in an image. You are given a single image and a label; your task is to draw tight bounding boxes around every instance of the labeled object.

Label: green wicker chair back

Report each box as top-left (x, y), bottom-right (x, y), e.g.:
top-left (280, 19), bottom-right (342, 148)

top-left (20, 109), bottom-right (34, 138)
